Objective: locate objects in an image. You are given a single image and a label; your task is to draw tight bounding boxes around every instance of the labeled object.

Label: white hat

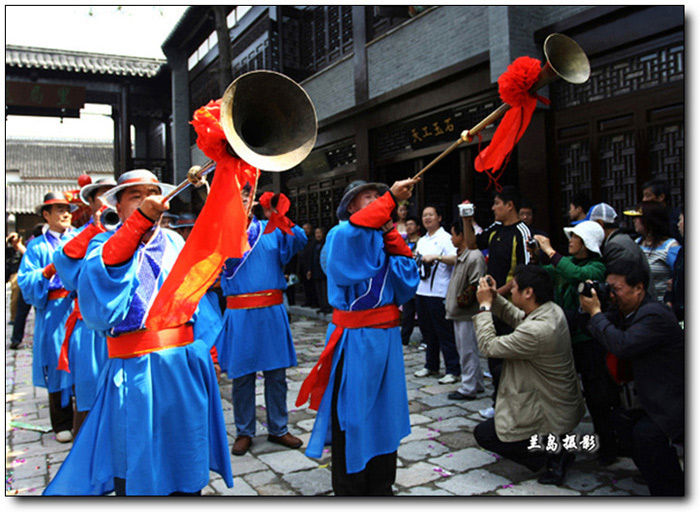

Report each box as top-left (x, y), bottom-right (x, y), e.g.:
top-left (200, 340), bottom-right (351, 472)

top-left (563, 220), bottom-right (604, 256)
top-left (100, 169), bottom-right (175, 207)
top-left (589, 202), bottom-right (618, 224)
top-left (79, 177), bottom-right (117, 205)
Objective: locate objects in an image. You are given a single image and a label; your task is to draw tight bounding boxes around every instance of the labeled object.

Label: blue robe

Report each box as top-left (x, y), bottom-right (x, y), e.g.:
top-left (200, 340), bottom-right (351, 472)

top-left (305, 221), bottom-right (419, 474)
top-left (53, 221), bottom-right (109, 412)
top-left (216, 218), bottom-right (307, 379)
top-left (44, 227), bottom-right (233, 496)
top-left (17, 229), bottom-right (74, 395)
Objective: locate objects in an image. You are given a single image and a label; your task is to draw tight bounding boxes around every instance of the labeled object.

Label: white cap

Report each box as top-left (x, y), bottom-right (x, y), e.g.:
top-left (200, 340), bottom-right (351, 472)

top-left (589, 202), bottom-right (618, 224)
top-left (563, 220), bottom-right (604, 256)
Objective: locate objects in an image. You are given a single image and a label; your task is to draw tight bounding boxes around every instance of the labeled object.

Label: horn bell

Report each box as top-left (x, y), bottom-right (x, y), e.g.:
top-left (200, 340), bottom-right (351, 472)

top-left (543, 33), bottom-right (591, 85)
top-left (220, 70), bottom-right (318, 172)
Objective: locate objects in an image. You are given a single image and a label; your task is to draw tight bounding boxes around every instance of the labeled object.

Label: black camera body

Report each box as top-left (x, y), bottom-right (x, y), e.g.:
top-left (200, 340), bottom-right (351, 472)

top-left (527, 238), bottom-right (539, 251)
top-left (578, 280), bottom-right (611, 299)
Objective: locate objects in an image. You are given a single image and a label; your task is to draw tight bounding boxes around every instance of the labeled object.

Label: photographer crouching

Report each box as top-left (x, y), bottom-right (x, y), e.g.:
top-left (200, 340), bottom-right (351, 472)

top-left (579, 261), bottom-right (684, 496)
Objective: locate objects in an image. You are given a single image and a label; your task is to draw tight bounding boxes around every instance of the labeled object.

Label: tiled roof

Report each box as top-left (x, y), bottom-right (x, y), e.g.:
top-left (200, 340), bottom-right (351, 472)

top-left (6, 138), bottom-right (115, 179)
top-left (6, 45), bottom-right (165, 78)
top-left (6, 180), bottom-right (106, 215)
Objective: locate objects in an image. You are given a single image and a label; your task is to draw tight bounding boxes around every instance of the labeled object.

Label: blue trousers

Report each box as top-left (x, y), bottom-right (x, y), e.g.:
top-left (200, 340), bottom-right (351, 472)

top-left (232, 368), bottom-right (289, 437)
top-left (415, 295), bottom-right (460, 375)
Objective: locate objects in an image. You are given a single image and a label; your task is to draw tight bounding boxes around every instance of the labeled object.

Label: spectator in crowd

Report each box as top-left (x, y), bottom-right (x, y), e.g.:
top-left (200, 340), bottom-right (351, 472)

top-left (533, 221), bottom-right (619, 466)
top-left (625, 201), bottom-right (680, 303)
top-left (311, 226), bottom-right (331, 314)
top-left (569, 191), bottom-right (592, 225)
top-left (444, 216), bottom-right (487, 400)
top-left (664, 207), bottom-right (684, 323)
top-left (413, 204), bottom-right (461, 384)
top-left (519, 198), bottom-right (548, 237)
top-left (400, 215), bottom-right (422, 346)
top-left (7, 232), bottom-right (30, 350)
top-left (394, 201), bottom-right (409, 239)
top-left (642, 178), bottom-right (682, 242)
top-left (463, 186), bottom-right (531, 419)
top-left (580, 260), bottom-right (684, 496)
top-left (473, 264), bottom-right (585, 485)
top-left (589, 202), bottom-right (653, 296)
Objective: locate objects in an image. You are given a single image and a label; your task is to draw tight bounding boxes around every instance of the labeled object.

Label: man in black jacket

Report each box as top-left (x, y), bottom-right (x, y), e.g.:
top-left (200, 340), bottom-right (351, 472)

top-left (580, 261), bottom-right (684, 496)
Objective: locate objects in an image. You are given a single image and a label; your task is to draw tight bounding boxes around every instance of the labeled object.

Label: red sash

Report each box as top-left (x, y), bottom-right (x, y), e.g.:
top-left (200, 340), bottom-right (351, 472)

top-left (296, 304), bottom-right (400, 411)
top-left (48, 288), bottom-right (70, 300)
top-left (57, 298), bottom-right (81, 372)
top-left (107, 325), bottom-right (194, 359)
top-left (226, 289), bottom-right (283, 310)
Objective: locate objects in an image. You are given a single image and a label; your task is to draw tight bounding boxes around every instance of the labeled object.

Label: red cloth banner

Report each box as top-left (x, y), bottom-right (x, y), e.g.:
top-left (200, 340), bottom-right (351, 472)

top-left (145, 100), bottom-right (259, 331)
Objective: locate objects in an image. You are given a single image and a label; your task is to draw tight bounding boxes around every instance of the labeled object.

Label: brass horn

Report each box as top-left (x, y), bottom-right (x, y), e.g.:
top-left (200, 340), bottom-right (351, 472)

top-left (100, 206), bottom-right (121, 232)
top-left (412, 33), bottom-right (590, 180)
top-left (162, 70), bottom-right (318, 203)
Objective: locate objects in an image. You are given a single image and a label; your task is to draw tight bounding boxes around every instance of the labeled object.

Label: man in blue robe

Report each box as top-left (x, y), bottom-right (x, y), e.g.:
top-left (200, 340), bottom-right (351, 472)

top-left (44, 170), bottom-right (232, 496)
top-left (53, 177), bottom-right (115, 435)
top-left (216, 188), bottom-right (308, 456)
top-left (18, 192), bottom-right (77, 443)
top-left (297, 177), bottom-right (420, 495)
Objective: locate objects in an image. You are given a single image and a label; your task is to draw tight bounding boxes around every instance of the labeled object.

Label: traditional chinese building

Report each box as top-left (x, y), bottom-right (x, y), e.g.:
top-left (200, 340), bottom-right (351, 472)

top-left (163, 5), bottom-right (683, 243)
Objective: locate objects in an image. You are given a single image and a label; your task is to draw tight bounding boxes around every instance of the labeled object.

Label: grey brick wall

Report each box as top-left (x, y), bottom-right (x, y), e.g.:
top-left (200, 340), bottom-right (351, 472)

top-left (367, 6), bottom-right (489, 99)
top-left (301, 57), bottom-right (355, 122)
top-left (302, 5), bottom-right (596, 124)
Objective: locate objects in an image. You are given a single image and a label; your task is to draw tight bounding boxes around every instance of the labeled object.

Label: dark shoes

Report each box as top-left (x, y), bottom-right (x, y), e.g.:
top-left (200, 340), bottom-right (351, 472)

top-left (268, 432), bottom-right (303, 449)
top-left (231, 435), bottom-right (253, 456)
top-left (9, 340), bottom-right (22, 350)
top-left (448, 392), bottom-right (477, 401)
top-left (537, 451), bottom-right (575, 486)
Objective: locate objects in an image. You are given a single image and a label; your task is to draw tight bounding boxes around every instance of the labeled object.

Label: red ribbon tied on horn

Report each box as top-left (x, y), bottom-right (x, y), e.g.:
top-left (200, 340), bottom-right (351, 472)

top-left (259, 192), bottom-right (296, 236)
top-left (145, 99), bottom-right (259, 331)
top-left (474, 56), bottom-right (550, 189)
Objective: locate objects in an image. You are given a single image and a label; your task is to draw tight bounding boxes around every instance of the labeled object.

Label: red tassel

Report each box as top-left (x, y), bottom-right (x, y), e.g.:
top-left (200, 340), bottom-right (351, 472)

top-left (259, 192), bottom-right (296, 236)
top-left (474, 56), bottom-right (548, 189)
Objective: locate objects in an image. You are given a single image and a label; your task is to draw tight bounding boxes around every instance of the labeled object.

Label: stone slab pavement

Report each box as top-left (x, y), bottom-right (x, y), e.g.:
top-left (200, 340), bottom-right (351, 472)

top-left (5, 288), bottom-right (664, 497)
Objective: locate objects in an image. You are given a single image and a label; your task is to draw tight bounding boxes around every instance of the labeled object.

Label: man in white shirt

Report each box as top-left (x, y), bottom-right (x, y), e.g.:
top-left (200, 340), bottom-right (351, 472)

top-left (413, 204), bottom-right (460, 384)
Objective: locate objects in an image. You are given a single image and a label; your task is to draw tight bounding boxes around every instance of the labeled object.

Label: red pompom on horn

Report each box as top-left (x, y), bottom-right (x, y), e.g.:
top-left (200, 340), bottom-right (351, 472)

top-left (474, 56), bottom-right (549, 190)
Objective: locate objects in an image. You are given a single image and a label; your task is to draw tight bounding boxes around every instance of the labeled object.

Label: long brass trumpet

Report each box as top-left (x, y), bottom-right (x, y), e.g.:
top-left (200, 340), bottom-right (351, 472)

top-left (412, 33), bottom-right (590, 180)
top-left (162, 70), bottom-right (318, 204)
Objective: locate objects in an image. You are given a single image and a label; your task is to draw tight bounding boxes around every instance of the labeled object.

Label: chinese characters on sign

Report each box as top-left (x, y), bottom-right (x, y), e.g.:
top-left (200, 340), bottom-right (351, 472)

top-left (6, 81), bottom-right (86, 117)
top-left (407, 110), bottom-right (456, 150)
top-left (527, 433), bottom-right (599, 453)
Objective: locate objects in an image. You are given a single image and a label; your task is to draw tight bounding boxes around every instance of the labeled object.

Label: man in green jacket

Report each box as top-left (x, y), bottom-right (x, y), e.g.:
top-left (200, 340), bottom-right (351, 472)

top-left (533, 220), bottom-right (620, 468)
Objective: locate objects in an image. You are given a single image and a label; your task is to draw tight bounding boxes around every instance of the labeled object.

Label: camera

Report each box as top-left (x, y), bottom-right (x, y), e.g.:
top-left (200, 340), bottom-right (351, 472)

top-left (527, 238), bottom-right (539, 251)
top-left (458, 203), bottom-right (475, 217)
top-left (578, 280), bottom-right (611, 299)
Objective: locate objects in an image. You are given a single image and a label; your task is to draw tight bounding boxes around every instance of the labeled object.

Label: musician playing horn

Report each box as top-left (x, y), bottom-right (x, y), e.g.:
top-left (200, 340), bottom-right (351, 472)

top-left (297, 177), bottom-right (419, 495)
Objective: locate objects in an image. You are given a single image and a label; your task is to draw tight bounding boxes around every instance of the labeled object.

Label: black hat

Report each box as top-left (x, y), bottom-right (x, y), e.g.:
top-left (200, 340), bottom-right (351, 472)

top-left (35, 191), bottom-right (77, 215)
top-left (336, 180), bottom-right (389, 221)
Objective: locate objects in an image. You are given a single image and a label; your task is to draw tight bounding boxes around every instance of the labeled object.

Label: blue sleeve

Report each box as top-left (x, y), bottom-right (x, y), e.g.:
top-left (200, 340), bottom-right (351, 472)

top-left (77, 232), bottom-right (141, 333)
top-left (53, 229), bottom-right (83, 292)
top-left (323, 222), bottom-right (388, 286)
top-left (192, 297), bottom-right (222, 350)
top-left (387, 254), bottom-right (420, 306)
top-left (17, 239), bottom-right (51, 309)
top-left (276, 224), bottom-right (308, 267)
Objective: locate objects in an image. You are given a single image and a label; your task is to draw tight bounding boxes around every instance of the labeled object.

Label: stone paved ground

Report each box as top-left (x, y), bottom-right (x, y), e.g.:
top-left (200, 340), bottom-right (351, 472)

top-left (5, 286), bottom-right (665, 497)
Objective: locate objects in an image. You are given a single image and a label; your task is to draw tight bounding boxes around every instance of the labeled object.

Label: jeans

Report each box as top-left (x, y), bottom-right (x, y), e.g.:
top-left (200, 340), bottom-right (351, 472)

top-left (415, 295), bottom-right (460, 375)
top-left (232, 368), bottom-right (289, 437)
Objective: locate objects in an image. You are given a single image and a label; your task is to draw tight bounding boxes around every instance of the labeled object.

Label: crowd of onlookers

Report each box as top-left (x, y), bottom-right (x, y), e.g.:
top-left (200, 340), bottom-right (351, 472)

top-left (376, 178), bottom-right (683, 496)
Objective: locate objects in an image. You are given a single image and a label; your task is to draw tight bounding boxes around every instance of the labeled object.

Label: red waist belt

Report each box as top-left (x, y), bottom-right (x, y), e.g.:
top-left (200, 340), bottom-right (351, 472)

top-left (226, 289), bottom-right (283, 310)
top-left (57, 298), bottom-right (82, 373)
top-left (296, 304), bottom-right (400, 411)
top-left (107, 324), bottom-right (194, 359)
top-left (48, 288), bottom-right (70, 300)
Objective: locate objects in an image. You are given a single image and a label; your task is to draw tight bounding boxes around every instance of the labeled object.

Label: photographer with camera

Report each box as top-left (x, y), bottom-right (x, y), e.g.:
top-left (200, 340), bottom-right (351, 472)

top-left (579, 261), bottom-right (684, 496)
top-left (531, 221), bottom-right (620, 470)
